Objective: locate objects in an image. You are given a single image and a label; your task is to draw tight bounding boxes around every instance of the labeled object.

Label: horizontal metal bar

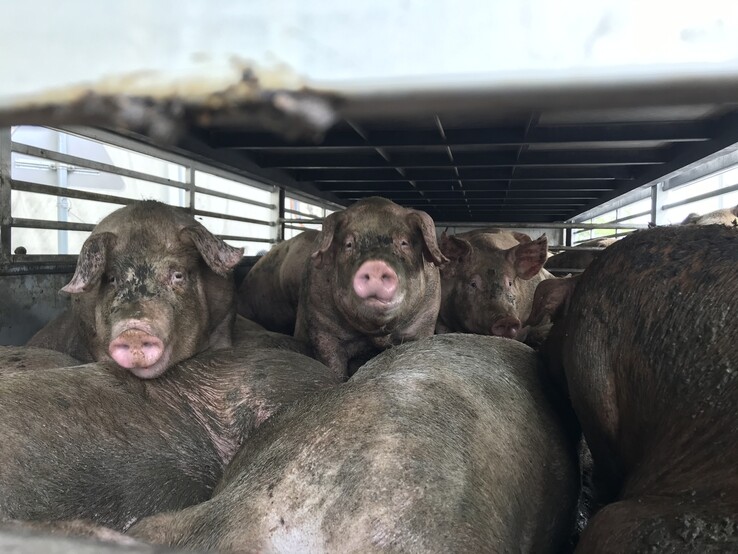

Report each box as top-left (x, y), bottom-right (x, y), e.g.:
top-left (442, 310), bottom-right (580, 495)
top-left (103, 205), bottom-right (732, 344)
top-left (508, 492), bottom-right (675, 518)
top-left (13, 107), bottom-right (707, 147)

top-left (284, 207), bottom-right (322, 219)
top-left (194, 186), bottom-right (275, 209)
top-left (216, 234), bottom-right (276, 243)
top-left (546, 268), bottom-right (585, 275)
top-left (213, 121), bottom-right (711, 149)
top-left (296, 166), bottom-right (635, 182)
top-left (569, 186), bottom-right (653, 223)
top-left (284, 224), bottom-right (320, 232)
top-left (577, 230), bottom-right (635, 241)
top-left (548, 246), bottom-right (613, 252)
top-left (663, 144), bottom-right (738, 191)
top-left (191, 208), bottom-right (274, 227)
top-left (661, 182), bottom-right (738, 211)
top-left (0, 259), bottom-right (77, 276)
top-left (12, 142), bottom-right (189, 190)
top-left (433, 221), bottom-right (649, 230)
top-left (259, 149), bottom-right (668, 169)
top-left (11, 179), bottom-right (134, 206)
top-left (11, 218), bottom-right (94, 232)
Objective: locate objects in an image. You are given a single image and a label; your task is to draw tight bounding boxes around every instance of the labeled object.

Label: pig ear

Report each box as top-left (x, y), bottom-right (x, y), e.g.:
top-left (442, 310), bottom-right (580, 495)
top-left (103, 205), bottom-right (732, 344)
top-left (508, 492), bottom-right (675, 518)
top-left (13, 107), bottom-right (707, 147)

top-left (408, 210), bottom-right (448, 266)
top-left (311, 211), bottom-right (344, 269)
top-left (511, 231), bottom-right (532, 243)
top-left (439, 233), bottom-right (472, 264)
top-left (180, 225), bottom-right (244, 277)
top-left (507, 235), bottom-right (548, 280)
top-left (681, 213), bottom-right (700, 225)
top-left (61, 232), bottom-right (117, 294)
top-left (731, 205), bottom-right (738, 217)
top-left (525, 276), bottom-right (580, 327)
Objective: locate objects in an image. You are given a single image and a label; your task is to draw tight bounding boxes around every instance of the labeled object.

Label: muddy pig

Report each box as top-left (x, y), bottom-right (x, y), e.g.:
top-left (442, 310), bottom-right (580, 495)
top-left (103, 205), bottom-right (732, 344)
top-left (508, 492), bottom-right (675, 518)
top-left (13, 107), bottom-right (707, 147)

top-left (437, 229), bottom-right (552, 340)
top-left (681, 204), bottom-right (738, 226)
top-left (130, 334), bottom-right (579, 553)
top-left (544, 237), bottom-right (617, 273)
top-left (27, 200), bottom-right (243, 379)
top-left (0, 346), bottom-right (339, 531)
top-left (237, 230), bottom-right (318, 335)
top-left (0, 346), bottom-right (79, 375)
top-left (533, 225), bottom-right (738, 553)
top-left (294, 197), bottom-right (447, 378)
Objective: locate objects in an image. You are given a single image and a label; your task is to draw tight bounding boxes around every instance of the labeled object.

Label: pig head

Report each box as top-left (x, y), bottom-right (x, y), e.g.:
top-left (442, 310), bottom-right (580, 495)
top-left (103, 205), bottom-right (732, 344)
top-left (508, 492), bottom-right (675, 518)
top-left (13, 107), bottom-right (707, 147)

top-left (60, 201), bottom-right (243, 379)
top-left (438, 232), bottom-right (551, 339)
top-left (295, 196), bottom-right (447, 377)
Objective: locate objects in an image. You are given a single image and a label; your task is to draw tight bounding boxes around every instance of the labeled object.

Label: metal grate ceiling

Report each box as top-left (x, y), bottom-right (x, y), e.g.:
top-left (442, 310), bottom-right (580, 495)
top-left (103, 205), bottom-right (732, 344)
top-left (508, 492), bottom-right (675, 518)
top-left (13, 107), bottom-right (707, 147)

top-left (184, 103), bottom-right (738, 224)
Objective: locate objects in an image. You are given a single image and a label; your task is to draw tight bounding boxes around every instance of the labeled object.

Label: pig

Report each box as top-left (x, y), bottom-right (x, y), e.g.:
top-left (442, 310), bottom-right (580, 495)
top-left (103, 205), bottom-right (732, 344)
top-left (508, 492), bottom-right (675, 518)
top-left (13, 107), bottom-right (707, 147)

top-left (27, 200), bottom-right (244, 379)
top-left (0, 346), bottom-right (79, 375)
top-left (294, 197), bottom-right (447, 378)
top-left (544, 237), bottom-right (617, 272)
top-left (681, 204), bottom-right (738, 226)
top-left (0, 346), bottom-right (339, 531)
top-left (437, 229), bottom-right (552, 340)
top-left (129, 334), bottom-right (580, 553)
top-left (531, 224), bottom-right (738, 552)
top-left (237, 230), bottom-right (318, 335)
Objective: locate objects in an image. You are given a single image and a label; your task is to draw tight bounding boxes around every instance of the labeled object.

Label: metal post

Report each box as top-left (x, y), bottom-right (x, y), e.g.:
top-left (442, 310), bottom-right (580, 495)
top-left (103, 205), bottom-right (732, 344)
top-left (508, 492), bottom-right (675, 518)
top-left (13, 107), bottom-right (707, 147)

top-left (0, 128), bottom-right (11, 263)
top-left (651, 181), bottom-right (666, 225)
top-left (187, 166), bottom-right (196, 214)
top-left (565, 228), bottom-right (572, 247)
top-left (57, 132), bottom-right (69, 255)
top-left (277, 187), bottom-right (285, 242)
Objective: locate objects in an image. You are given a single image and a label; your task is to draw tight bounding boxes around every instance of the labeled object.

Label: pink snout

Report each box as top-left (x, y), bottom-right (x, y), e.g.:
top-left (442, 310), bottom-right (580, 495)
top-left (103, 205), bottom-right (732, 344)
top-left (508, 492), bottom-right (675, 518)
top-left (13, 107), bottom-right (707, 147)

top-left (109, 329), bottom-right (164, 369)
top-left (491, 316), bottom-right (522, 339)
top-left (353, 260), bottom-right (399, 302)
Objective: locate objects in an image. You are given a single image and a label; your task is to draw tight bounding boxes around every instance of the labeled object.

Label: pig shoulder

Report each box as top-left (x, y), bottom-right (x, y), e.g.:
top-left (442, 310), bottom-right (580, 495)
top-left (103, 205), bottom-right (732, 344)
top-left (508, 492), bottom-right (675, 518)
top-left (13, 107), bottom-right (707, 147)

top-left (0, 346), bottom-right (80, 376)
top-left (130, 334), bottom-right (579, 553)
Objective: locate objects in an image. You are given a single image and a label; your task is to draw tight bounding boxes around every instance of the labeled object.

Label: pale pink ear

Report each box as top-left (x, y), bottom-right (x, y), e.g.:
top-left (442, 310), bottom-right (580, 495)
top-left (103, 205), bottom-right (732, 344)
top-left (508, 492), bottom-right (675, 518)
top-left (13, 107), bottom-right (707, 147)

top-left (311, 211), bottom-right (344, 269)
top-left (408, 210), bottom-right (448, 266)
top-left (61, 232), bottom-right (117, 294)
top-left (526, 275), bottom-right (580, 326)
top-left (511, 231), bottom-right (532, 243)
top-left (180, 225), bottom-right (244, 276)
top-left (508, 235), bottom-right (548, 280)
top-left (439, 233), bottom-right (472, 264)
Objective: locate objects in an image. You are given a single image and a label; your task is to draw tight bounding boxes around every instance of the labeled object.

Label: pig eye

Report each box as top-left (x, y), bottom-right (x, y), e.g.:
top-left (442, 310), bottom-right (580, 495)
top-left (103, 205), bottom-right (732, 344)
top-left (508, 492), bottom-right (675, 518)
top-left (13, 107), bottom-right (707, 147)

top-left (399, 239), bottom-right (410, 248)
top-left (105, 274), bottom-right (117, 286)
top-left (344, 240), bottom-right (353, 251)
top-left (469, 281), bottom-right (477, 289)
top-left (170, 270), bottom-right (186, 284)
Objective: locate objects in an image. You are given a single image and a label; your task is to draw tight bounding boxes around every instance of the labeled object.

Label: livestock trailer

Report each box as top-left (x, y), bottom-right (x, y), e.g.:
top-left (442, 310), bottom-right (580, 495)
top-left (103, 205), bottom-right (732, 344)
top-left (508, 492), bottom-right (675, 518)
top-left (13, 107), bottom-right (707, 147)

top-left (1, 1), bottom-right (738, 551)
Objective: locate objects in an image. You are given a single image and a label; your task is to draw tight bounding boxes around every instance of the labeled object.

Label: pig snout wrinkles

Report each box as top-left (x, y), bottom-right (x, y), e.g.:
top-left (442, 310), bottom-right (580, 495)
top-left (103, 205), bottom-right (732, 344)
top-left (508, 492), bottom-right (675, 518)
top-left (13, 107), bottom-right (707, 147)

top-left (491, 316), bottom-right (521, 339)
top-left (353, 260), bottom-right (399, 302)
top-left (109, 329), bottom-right (165, 369)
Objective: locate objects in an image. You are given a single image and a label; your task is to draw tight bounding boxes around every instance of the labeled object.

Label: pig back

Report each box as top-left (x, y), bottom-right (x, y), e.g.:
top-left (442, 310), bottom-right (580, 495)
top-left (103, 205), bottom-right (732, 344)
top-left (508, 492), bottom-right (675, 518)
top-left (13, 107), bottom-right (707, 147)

top-left (0, 365), bottom-right (222, 531)
top-left (562, 225), bottom-right (738, 496)
top-left (237, 231), bottom-right (317, 335)
top-left (0, 346), bottom-right (79, 375)
top-left (130, 334), bottom-right (579, 553)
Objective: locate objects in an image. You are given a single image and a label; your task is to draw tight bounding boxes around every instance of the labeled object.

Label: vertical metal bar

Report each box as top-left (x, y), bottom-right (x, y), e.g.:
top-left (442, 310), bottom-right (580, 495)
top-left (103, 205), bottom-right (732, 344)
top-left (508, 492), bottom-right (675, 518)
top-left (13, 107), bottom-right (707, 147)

top-left (0, 127), bottom-right (11, 263)
top-left (652, 181), bottom-right (666, 225)
top-left (565, 228), bottom-right (572, 247)
top-left (277, 187), bottom-right (286, 242)
top-left (187, 166), bottom-right (196, 214)
top-left (57, 132), bottom-right (69, 255)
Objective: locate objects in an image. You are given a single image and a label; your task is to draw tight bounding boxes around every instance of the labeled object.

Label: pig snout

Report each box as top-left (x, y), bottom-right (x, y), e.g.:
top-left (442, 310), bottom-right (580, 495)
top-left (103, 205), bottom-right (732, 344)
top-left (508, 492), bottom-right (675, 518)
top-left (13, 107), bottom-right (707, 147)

top-left (109, 329), bottom-right (164, 370)
top-left (353, 260), bottom-right (398, 302)
top-left (491, 316), bottom-right (521, 339)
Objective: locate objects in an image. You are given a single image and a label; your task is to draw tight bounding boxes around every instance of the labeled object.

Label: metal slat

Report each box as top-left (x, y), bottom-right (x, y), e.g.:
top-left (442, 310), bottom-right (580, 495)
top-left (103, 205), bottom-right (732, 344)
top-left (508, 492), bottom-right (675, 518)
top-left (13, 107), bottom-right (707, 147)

top-left (11, 218), bottom-right (95, 232)
top-left (194, 186), bottom-right (275, 210)
top-left (11, 179), bottom-right (135, 206)
top-left (191, 208), bottom-right (274, 227)
top-left (661, 182), bottom-right (738, 211)
top-left (216, 234), bottom-right (275, 243)
top-left (11, 142), bottom-right (189, 190)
